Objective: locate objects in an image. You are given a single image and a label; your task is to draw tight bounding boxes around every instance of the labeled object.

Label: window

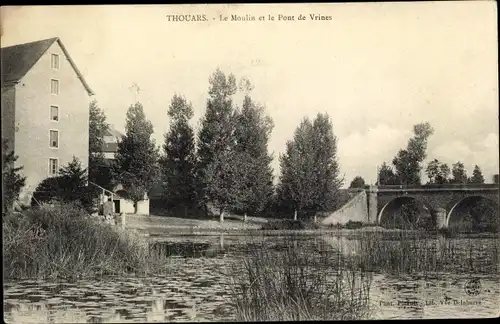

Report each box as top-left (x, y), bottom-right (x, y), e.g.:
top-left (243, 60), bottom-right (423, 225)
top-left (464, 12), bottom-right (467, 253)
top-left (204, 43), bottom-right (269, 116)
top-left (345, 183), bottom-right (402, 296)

top-left (49, 130), bottom-right (59, 148)
top-left (49, 158), bottom-right (58, 176)
top-left (51, 54), bottom-right (60, 69)
top-left (51, 79), bottom-right (59, 94)
top-left (50, 106), bottom-right (59, 121)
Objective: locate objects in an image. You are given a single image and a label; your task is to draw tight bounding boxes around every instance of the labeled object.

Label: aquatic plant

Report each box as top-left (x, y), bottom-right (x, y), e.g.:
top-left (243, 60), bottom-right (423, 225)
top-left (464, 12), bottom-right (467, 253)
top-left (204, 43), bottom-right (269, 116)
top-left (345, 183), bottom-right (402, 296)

top-left (353, 230), bottom-right (499, 275)
top-left (3, 203), bottom-right (172, 280)
top-left (228, 234), bottom-right (372, 321)
top-left (228, 228), bottom-right (499, 320)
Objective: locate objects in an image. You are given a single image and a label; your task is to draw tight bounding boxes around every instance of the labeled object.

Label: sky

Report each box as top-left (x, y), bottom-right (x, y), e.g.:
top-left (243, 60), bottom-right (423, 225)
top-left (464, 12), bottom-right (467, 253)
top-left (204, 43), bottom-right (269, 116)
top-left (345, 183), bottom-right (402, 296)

top-left (1, 3), bottom-right (498, 187)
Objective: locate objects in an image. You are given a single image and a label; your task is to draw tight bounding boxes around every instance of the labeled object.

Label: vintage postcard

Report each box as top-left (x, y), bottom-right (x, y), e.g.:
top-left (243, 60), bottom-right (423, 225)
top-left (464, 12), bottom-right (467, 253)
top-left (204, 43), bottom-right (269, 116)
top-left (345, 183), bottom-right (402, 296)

top-left (1, 2), bottom-right (499, 322)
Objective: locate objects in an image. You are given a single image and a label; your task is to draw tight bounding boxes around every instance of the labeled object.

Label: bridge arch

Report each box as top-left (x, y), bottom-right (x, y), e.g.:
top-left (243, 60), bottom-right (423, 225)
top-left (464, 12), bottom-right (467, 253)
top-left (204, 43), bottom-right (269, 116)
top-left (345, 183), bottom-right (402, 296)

top-left (446, 195), bottom-right (499, 228)
top-left (378, 196), bottom-right (431, 229)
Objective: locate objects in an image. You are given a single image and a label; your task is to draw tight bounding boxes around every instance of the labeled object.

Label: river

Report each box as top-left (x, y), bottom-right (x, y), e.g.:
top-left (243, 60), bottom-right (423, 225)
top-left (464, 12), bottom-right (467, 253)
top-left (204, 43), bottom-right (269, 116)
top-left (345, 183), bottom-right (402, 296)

top-left (3, 232), bottom-right (499, 322)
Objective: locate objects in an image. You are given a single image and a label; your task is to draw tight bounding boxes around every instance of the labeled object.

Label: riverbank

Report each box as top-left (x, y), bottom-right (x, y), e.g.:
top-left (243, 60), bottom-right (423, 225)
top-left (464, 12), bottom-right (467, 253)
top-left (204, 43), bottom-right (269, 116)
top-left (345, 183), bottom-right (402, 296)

top-left (125, 214), bottom-right (499, 239)
top-left (3, 204), bottom-right (172, 281)
top-left (124, 213), bottom-right (266, 235)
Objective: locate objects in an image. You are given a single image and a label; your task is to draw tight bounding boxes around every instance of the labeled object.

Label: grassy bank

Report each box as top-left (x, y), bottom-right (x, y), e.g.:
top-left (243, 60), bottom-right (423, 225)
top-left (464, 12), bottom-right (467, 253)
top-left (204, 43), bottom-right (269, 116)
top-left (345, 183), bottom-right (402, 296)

top-left (125, 213), bottom-right (264, 234)
top-left (3, 203), bottom-right (171, 280)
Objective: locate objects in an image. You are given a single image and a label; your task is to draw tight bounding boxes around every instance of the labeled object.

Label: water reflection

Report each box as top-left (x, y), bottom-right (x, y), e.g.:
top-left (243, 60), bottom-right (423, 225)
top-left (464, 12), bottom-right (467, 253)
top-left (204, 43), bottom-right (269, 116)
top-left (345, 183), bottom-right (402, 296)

top-left (4, 233), bottom-right (500, 322)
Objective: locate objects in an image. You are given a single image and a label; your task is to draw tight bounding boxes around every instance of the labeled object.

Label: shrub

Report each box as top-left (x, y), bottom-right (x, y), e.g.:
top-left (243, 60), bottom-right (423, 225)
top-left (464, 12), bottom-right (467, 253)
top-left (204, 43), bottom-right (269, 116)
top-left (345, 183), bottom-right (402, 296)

top-left (2, 139), bottom-right (26, 214)
top-left (328, 221), bottom-right (371, 229)
top-left (260, 219), bottom-right (320, 230)
top-left (31, 157), bottom-right (98, 214)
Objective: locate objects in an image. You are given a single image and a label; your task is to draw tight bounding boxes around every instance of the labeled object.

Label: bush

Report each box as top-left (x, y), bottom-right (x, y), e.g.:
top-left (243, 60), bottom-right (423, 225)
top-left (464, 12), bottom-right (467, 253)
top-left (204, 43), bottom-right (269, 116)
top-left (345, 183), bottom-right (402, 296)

top-left (2, 139), bottom-right (26, 214)
top-left (3, 203), bottom-right (170, 280)
top-left (31, 157), bottom-right (99, 214)
top-left (344, 221), bottom-right (364, 229)
top-left (260, 219), bottom-right (320, 230)
top-left (328, 221), bottom-right (372, 230)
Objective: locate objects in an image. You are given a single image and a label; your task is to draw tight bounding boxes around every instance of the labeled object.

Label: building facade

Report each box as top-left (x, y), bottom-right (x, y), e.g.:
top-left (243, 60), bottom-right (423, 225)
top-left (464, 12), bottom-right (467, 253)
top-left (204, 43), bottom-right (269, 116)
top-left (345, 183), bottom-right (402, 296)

top-left (1, 37), bottom-right (94, 205)
top-left (97, 124), bottom-right (150, 215)
top-left (102, 124), bottom-right (123, 160)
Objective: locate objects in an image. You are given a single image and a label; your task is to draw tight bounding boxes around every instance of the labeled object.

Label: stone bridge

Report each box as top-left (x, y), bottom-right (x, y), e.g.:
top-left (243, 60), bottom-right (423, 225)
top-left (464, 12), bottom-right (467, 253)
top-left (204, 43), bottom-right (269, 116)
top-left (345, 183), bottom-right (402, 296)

top-left (322, 184), bottom-right (499, 229)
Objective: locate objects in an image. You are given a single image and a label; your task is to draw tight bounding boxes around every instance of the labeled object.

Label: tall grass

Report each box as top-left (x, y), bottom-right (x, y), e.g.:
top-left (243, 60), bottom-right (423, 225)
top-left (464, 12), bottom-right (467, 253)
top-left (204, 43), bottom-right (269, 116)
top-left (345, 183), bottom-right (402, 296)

top-left (228, 234), bottom-right (372, 321)
top-left (352, 230), bottom-right (499, 275)
top-left (228, 228), bottom-right (499, 321)
top-left (3, 203), bottom-right (171, 280)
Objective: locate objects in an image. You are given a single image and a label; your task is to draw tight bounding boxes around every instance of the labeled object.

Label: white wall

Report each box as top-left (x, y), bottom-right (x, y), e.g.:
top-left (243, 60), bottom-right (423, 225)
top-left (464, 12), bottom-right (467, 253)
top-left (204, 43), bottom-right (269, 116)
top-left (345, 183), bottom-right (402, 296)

top-left (15, 41), bottom-right (90, 204)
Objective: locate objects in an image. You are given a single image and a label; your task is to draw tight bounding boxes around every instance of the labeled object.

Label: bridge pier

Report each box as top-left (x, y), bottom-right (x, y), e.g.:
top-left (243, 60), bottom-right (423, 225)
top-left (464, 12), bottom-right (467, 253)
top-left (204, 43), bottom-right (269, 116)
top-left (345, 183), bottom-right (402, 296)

top-left (368, 185), bottom-right (378, 224)
top-left (432, 207), bottom-right (447, 229)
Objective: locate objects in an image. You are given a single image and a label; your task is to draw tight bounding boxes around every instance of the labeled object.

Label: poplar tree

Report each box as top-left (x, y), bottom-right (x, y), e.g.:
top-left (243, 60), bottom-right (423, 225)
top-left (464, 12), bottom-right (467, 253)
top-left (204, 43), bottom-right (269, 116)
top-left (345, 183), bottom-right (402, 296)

top-left (88, 100), bottom-right (113, 191)
top-left (233, 94), bottom-right (275, 219)
top-left (161, 94), bottom-right (197, 215)
top-left (197, 69), bottom-right (238, 220)
top-left (114, 102), bottom-right (160, 213)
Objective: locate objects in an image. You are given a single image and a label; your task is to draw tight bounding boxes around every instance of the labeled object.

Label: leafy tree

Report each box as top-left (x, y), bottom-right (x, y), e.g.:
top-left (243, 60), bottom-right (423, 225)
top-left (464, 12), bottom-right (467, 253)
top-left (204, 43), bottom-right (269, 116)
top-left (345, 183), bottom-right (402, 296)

top-left (161, 94), bottom-right (197, 214)
top-left (393, 122), bottom-right (434, 185)
top-left (379, 122), bottom-right (434, 229)
top-left (377, 162), bottom-right (398, 185)
top-left (311, 113), bottom-right (343, 211)
top-left (425, 159), bottom-right (450, 184)
top-left (204, 150), bottom-right (250, 222)
top-left (232, 94), bottom-right (275, 218)
top-left (349, 176), bottom-right (366, 189)
top-left (88, 100), bottom-right (114, 191)
top-left (89, 100), bottom-right (109, 154)
top-left (451, 161), bottom-right (468, 184)
top-left (32, 157), bottom-right (95, 212)
top-left (438, 164), bottom-right (450, 184)
top-left (277, 118), bottom-right (316, 217)
top-left (2, 139), bottom-right (26, 214)
top-left (114, 102), bottom-right (160, 213)
top-left (468, 165), bottom-right (485, 184)
top-left (197, 69), bottom-right (238, 216)
top-left (89, 155), bottom-right (115, 191)
top-left (468, 198), bottom-right (499, 233)
top-left (277, 114), bottom-right (342, 218)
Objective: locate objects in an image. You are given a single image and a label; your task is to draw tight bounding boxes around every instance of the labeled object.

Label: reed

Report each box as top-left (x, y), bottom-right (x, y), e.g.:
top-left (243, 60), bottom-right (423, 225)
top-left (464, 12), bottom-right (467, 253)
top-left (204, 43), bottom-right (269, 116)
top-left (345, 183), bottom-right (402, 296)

top-left (228, 234), bottom-right (372, 321)
top-left (3, 203), bottom-right (172, 280)
top-left (352, 230), bottom-right (499, 275)
top-left (228, 228), bottom-right (498, 321)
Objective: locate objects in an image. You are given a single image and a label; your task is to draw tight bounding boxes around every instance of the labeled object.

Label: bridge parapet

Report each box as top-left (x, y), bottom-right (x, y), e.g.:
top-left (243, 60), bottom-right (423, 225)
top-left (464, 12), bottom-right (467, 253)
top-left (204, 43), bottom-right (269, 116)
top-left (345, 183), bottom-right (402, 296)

top-left (370, 183), bottom-right (499, 229)
top-left (376, 184), bottom-right (499, 190)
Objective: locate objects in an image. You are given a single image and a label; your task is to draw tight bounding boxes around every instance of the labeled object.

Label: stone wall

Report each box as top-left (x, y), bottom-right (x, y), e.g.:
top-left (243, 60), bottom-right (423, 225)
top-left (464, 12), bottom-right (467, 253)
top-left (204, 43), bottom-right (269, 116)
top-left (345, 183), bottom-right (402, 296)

top-left (321, 190), bottom-right (369, 225)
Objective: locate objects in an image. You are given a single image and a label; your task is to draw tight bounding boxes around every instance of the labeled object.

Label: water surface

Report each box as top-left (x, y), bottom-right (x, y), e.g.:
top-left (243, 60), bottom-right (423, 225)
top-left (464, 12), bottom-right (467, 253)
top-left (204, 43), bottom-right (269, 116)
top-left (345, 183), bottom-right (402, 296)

top-left (4, 233), bottom-right (499, 322)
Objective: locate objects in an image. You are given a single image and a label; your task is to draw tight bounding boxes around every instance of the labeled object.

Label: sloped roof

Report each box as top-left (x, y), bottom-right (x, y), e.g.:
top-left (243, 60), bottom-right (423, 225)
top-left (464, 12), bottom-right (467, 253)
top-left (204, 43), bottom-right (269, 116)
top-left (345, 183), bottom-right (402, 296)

top-left (103, 124), bottom-right (124, 138)
top-left (1, 37), bottom-right (94, 95)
